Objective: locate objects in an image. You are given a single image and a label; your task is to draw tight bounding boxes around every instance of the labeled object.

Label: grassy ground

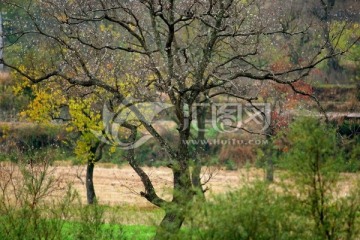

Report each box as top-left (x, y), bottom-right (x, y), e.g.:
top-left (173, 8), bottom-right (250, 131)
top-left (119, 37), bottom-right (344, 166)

top-left (61, 221), bottom-right (156, 240)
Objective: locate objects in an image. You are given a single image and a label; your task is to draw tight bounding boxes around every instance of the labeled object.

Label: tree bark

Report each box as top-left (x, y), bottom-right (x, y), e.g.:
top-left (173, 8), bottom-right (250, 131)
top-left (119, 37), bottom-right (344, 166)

top-left (155, 166), bottom-right (193, 240)
top-left (265, 157), bottom-right (274, 182)
top-left (86, 161), bottom-right (96, 204)
top-left (191, 104), bottom-right (208, 199)
top-left (155, 207), bottom-right (186, 240)
top-left (191, 160), bottom-right (204, 199)
top-left (265, 128), bottom-right (274, 182)
top-left (85, 142), bottom-right (104, 205)
top-left (0, 13), bottom-right (3, 71)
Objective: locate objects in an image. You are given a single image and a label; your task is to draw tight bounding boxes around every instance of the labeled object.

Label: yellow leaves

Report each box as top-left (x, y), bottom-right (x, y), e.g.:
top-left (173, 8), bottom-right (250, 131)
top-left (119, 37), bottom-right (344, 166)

top-left (68, 98), bottom-right (102, 133)
top-left (0, 125), bottom-right (10, 141)
top-left (11, 66), bottom-right (33, 95)
top-left (74, 133), bottom-right (96, 162)
top-left (18, 65), bottom-right (27, 73)
top-left (13, 80), bottom-right (31, 95)
top-left (331, 21), bottom-right (360, 50)
top-left (110, 146), bottom-right (117, 153)
top-left (56, 13), bottom-right (68, 23)
top-left (22, 90), bottom-right (52, 122)
top-left (65, 126), bottom-right (74, 132)
top-left (100, 24), bottom-right (106, 32)
top-left (19, 83), bottom-right (67, 123)
top-left (66, 97), bottom-right (106, 161)
top-left (128, 23), bottom-right (136, 31)
top-left (147, 73), bottom-right (157, 81)
top-left (99, 23), bottom-right (116, 34)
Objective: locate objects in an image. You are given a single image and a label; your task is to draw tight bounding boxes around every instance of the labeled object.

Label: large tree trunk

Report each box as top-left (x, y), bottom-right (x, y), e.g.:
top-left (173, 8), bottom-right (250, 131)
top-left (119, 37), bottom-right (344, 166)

top-left (86, 161), bottom-right (96, 204)
top-left (155, 207), bottom-right (186, 240)
top-left (155, 166), bottom-right (193, 240)
top-left (191, 104), bottom-right (207, 200)
top-left (123, 125), bottom-right (190, 239)
top-left (155, 118), bottom-right (194, 239)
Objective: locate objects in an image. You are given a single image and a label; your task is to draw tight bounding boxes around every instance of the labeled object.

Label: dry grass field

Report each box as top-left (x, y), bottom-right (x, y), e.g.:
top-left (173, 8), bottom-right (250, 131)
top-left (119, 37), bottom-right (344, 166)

top-left (49, 163), bottom-right (264, 208)
top-left (53, 163), bottom-right (265, 208)
top-left (34, 163), bottom-right (262, 224)
top-left (1, 161), bottom-right (359, 225)
top-left (50, 163), bottom-right (360, 206)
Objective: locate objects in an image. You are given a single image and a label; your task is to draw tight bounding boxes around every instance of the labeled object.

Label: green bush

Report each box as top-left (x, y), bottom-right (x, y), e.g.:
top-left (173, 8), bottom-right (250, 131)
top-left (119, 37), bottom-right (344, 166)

top-left (276, 118), bottom-right (360, 240)
top-left (70, 203), bottom-right (122, 240)
top-left (338, 120), bottom-right (360, 172)
top-left (183, 118), bottom-right (360, 240)
top-left (184, 182), bottom-right (311, 240)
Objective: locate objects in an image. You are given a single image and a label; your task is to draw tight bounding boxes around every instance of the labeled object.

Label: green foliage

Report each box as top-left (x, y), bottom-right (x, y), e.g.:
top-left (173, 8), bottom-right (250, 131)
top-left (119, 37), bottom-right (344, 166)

top-left (182, 118), bottom-right (360, 240)
top-left (184, 182), bottom-right (311, 240)
top-left (224, 159), bottom-right (237, 171)
top-left (204, 127), bottom-right (218, 139)
top-left (338, 120), bottom-right (360, 172)
top-left (277, 118), bottom-right (344, 182)
top-left (276, 118), bottom-right (360, 240)
top-left (71, 203), bottom-right (122, 240)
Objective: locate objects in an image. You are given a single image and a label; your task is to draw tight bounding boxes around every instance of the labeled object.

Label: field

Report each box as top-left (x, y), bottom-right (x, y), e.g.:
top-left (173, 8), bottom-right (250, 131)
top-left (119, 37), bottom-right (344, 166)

top-left (43, 163), bottom-right (263, 224)
top-left (47, 163), bottom-right (358, 223)
top-left (1, 159), bottom-right (359, 239)
top-left (55, 164), bottom-right (263, 203)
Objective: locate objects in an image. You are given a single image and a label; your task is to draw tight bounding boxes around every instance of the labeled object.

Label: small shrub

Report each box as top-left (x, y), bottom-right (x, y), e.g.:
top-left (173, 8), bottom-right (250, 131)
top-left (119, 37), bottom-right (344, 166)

top-left (276, 118), bottom-right (360, 240)
top-left (71, 203), bottom-right (122, 240)
top-left (0, 151), bottom-right (77, 240)
top-left (185, 182), bottom-right (311, 240)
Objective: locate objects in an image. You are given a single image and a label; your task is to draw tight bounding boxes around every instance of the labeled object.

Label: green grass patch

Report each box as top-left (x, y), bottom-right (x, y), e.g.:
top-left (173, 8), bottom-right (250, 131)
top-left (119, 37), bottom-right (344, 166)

top-left (61, 221), bottom-right (156, 240)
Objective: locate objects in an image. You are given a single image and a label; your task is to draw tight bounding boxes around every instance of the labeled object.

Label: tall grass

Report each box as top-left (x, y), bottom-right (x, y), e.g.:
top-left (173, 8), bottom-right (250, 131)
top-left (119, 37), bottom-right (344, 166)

top-left (0, 149), bottom-right (124, 240)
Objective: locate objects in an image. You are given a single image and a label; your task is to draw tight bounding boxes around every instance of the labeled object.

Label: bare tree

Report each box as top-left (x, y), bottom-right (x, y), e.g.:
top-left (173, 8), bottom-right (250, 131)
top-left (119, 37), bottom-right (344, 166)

top-left (1, 0), bottom-right (358, 238)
